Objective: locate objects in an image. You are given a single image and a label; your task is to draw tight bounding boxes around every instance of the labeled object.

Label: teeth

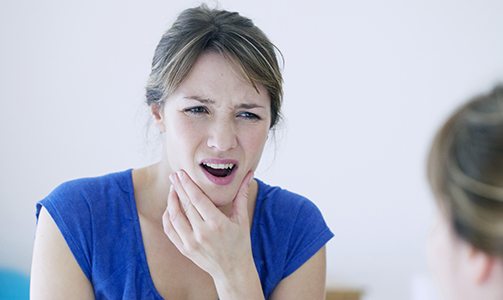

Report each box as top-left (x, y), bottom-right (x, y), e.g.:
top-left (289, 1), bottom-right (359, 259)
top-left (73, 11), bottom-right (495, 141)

top-left (203, 162), bottom-right (234, 170)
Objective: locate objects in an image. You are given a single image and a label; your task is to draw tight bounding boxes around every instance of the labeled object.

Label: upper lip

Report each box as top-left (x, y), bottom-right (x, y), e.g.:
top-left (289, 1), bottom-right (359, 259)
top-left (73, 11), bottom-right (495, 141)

top-left (200, 158), bottom-right (239, 165)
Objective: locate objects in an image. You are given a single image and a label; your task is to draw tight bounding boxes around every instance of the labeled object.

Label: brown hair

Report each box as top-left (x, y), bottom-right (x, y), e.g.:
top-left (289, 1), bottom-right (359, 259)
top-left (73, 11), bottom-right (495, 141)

top-left (145, 4), bottom-right (283, 128)
top-left (427, 84), bottom-right (503, 257)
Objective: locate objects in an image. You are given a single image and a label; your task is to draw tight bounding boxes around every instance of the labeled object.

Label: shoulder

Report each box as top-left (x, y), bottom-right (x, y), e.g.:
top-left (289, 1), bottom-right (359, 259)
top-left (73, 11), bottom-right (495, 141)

top-left (43, 169), bottom-right (131, 201)
top-left (36, 169), bottom-right (132, 220)
top-left (254, 179), bottom-right (331, 239)
top-left (34, 169), bottom-right (135, 282)
top-left (255, 179), bottom-right (325, 223)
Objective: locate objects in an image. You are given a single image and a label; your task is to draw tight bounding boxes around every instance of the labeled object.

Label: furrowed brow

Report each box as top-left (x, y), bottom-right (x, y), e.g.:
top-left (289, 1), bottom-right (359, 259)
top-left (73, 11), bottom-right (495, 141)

top-left (183, 96), bottom-right (215, 104)
top-left (236, 103), bottom-right (265, 109)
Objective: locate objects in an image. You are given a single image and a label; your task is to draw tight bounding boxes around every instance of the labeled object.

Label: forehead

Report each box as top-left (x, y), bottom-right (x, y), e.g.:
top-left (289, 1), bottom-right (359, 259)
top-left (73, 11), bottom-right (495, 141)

top-left (174, 51), bottom-right (270, 105)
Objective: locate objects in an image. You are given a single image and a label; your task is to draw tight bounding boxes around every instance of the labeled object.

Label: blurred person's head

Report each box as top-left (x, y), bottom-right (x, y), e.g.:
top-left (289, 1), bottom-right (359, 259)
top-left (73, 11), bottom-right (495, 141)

top-left (427, 85), bottom-right (503, 300)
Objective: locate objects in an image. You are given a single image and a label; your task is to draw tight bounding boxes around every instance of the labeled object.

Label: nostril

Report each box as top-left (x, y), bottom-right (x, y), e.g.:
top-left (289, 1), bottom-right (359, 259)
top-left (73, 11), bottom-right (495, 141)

top-left (207, 129), bottom-right (238, 151)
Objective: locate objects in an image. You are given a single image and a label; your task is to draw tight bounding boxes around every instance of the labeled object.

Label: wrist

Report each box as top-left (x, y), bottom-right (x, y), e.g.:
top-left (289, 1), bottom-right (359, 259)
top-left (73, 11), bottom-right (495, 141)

top-left (213, 258), bottom-right (264, 300)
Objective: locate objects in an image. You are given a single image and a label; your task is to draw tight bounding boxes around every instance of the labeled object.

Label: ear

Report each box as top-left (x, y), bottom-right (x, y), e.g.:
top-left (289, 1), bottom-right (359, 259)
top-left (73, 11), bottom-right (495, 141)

top-left (151, 103), bottom-right (166, 133)
top-left (465, 244), bottom-right (497, 285)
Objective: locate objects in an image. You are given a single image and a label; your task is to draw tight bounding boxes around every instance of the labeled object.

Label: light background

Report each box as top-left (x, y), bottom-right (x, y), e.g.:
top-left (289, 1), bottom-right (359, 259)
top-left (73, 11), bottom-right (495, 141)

top-left (1, 0), bottom-right (503, 299)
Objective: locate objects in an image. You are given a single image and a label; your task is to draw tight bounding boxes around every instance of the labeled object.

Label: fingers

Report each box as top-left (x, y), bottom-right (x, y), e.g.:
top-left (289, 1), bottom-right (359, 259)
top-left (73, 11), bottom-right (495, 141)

top-left (174, 170), bottom-right (221, 222)
top-left (169, 172), bottom-right (205, 226)
top-left (162, 206), bottom-right (183, 249)
top-left (165, 185), bottom-right (194, 246)
top-left (231, 170), bottom-right (254, 220)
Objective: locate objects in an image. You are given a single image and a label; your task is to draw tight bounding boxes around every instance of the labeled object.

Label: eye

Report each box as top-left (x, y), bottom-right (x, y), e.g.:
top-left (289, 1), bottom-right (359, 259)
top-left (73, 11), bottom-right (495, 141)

top-left (183, 106), bottom-right (209, 115)
top-left (237, 111), bottom-right (262, 121)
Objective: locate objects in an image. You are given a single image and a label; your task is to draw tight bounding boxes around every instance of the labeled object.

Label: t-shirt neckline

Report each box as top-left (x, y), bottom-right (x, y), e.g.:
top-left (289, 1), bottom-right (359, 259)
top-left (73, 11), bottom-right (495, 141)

top-left (123, 168), bottom-right (264, 299)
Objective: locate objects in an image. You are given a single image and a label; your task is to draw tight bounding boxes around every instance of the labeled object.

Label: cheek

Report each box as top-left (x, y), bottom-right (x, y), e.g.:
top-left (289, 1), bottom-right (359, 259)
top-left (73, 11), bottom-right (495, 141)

top-left (239, 126), bottom-right (268, 164)
top-left (164, 116), bottom-right (203, 166)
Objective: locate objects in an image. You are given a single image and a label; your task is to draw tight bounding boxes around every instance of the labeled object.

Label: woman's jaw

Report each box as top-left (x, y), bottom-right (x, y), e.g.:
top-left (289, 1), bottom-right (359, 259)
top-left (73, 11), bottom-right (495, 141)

top-left (193, 158), bottom-right (252, 208)
top-left (161, 156), bottom-right (254, 209)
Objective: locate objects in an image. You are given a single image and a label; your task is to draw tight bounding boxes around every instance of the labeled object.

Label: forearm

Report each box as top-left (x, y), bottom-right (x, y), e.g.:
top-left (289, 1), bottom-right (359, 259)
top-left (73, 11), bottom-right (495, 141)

top-left (213, 258), bottom-right (264, 300)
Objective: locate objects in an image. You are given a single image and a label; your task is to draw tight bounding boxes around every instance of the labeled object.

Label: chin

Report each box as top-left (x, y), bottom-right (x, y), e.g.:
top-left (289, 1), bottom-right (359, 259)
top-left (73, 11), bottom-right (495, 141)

top-left (203, 184), bottom-right (239, 207)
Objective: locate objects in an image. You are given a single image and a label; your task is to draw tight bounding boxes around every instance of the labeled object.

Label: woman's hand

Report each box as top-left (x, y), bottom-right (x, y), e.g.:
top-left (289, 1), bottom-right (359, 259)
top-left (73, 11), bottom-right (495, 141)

top-left (162, 170), bottom-right (264, 299)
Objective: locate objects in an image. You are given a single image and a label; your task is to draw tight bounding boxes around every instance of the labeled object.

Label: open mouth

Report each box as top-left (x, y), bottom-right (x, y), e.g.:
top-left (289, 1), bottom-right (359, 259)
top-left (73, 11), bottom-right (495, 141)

top-left (200, 162), bottom-right (236, 178)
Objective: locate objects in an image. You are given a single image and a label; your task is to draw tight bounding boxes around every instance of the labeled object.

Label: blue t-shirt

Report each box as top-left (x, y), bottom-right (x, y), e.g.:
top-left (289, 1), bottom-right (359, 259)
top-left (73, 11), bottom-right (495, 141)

top-left (36, 169), bottom-right (333, 299)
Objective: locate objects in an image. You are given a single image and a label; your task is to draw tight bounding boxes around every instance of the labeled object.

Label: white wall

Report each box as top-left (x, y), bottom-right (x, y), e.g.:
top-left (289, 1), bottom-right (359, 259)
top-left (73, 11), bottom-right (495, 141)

top-left (2, 0), bottom-right (503, 299)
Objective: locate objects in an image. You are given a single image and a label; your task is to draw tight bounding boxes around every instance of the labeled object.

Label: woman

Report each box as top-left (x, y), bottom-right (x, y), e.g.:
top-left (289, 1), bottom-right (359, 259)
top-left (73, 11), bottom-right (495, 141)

top-left (30, 5), bottom-right (333, 300)
top-left (427, 85), bottom-right (503, 299)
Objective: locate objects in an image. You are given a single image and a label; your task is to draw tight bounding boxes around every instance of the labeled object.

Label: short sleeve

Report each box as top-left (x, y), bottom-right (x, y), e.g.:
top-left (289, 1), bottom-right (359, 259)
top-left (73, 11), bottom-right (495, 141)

top-left (281, 199), bottom-right (334, 279)
top-left (36, 180), bottom-right (93, 281)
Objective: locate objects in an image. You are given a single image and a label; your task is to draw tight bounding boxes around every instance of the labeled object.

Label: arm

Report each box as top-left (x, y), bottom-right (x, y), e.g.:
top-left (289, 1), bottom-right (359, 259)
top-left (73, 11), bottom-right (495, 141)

top-left (30, 207), bottom-right (94, 300)
top-left (270, 247), bottom-right (327, 300)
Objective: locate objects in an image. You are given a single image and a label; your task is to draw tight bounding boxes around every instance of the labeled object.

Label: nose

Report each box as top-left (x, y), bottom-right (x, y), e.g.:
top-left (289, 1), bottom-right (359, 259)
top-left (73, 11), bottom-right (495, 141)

top-left (207, 118), bottom-right (238, 152)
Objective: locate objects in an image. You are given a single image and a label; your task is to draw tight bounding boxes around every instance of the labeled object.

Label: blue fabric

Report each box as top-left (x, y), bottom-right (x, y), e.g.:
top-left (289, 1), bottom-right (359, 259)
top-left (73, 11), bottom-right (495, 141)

top-left (36, 169), bottom-right (333, 299)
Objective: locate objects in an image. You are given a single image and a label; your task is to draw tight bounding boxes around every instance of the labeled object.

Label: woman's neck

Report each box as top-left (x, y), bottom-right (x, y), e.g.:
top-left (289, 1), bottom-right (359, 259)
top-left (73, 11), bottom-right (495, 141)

top-left (132, 162), bottom-right (171, 221)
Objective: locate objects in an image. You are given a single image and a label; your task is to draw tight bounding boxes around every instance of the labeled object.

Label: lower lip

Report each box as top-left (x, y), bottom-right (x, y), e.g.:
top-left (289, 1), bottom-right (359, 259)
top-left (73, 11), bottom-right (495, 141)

top-left (200, 165), bottom-right (238, 186)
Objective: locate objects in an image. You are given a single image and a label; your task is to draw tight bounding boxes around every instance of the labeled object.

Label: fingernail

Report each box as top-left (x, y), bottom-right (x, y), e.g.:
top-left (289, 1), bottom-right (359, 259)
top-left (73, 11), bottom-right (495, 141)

top-left (169, 174), bottom-right (175, 184)
top-left (177, 170), bottom-right (184, 179)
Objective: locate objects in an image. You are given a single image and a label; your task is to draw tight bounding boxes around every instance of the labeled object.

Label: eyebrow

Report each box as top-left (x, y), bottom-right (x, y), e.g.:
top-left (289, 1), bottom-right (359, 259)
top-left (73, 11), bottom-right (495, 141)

top-left (184, 96), bottom-right (265, 110)
top-left (236, 103), bottom-right (265, 109)
top-left (184, 96), bottom-right (215, 104)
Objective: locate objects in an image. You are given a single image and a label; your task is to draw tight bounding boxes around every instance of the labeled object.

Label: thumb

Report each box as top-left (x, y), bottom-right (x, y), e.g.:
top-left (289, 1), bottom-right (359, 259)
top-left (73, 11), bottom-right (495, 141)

top-left (231, 171), bottom-right (254, 221)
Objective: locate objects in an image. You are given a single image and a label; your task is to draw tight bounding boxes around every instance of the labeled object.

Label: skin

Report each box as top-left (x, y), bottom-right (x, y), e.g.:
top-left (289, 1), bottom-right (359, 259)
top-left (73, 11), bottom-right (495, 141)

top-left (30, 51), bottom-right (327, 299)
top-left (427, 211), bottom-right (503, 300)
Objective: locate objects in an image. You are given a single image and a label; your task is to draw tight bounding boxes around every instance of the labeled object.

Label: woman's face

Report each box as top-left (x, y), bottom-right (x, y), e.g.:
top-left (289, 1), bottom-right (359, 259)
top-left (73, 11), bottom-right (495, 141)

top-left (156, 51), bottom-right (271, 207)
